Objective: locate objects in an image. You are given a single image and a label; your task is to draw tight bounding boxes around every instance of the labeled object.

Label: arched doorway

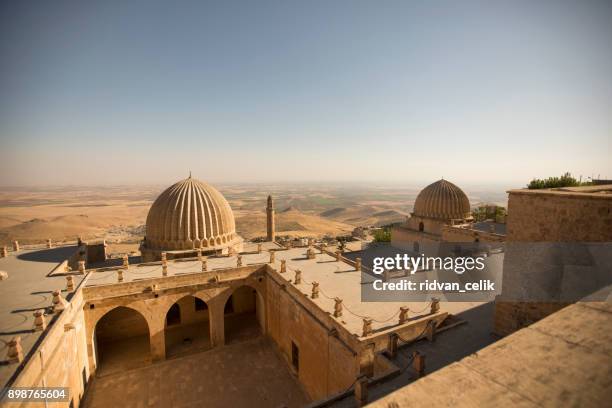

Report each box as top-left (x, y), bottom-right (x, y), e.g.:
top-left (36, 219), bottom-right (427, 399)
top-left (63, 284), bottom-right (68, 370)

top-left (94, 307), bottom-right (150, 375)
top-left (164, 295), bottom-right (211, 358)
top-left (224, 285), bottom-right (264, 344)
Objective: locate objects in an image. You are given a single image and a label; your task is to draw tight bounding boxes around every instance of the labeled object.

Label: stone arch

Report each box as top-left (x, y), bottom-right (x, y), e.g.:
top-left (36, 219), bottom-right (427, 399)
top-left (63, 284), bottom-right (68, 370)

top-left (222, 284), bottom-right (265, 344)
top-left (164, 295), bottom-right (212, 358)
top-left (93, 306), bottom-right (151, 375)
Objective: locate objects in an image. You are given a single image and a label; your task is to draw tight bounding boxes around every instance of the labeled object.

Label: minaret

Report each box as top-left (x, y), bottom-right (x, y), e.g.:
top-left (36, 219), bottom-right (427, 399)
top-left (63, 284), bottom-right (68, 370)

top-left (266, 195), bottom-right (275, 241)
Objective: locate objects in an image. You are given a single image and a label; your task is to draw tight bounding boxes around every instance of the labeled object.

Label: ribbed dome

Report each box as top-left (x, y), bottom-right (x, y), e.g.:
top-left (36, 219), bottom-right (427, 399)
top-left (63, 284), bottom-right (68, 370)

top-left (145, 177), bottom-right (237, 250)
top-left (413, 179), bottom-right (471, 220)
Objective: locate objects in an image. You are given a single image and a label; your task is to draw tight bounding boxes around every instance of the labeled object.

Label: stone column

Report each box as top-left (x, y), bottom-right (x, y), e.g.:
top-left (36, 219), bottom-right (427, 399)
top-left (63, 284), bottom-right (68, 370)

top-left (430, 297), bottom-right (440, 314)
top-left (117, 269), bottom-right (124, 283)
top-left (399, 307), bottom-right (409, 324)
top-left (208, 300), bottom-right (225, 347)
top-left (294, 269), bottom-right (302, 285)
top-left (334, 298), bottom-right (343, 317)
top-left (355, 258), bottom-right (362, 271)
top-left (354, 376), bottom-right (369, 407)
top-left (78, 260), bottom-right (86, 273)
top-left (335, 251), bottom-right (341, 261)
top-left (201, 259), bottom-right (208, 272)
top-left (33, 310), bottom-right (47, 331)
top-left (52, 290), bottom-right (67, 314)
top-left (66, 275), bottom-right (75, 292)
top-left (47, 239), bottom-right (53, 248)
top-left (280, 259), bottom-right (286, 273)
top-left (237, 255), bottom-right (242, 267)
top-left (306, 248), bottom-right (315, 259)
top-left (13, 241), bottom-right (19, 251)
top-left (362, 318), bottom-right (373, 337)
top-left (162, 261), bottom-right (168, 276)
top-left (311, 282), bottom-right (319, 299)
top-left (122, 254), bottom-right (129, 268)
top-left (412, 351), bottom-right (426, 378)
top-left (387, 333), bottom-right (399, 358)
top-left (257, 243), bottom-right (262, 253)
top-left (6, 337), bottom-right (23, 363)
top-left (149, 318), bottom-right (166, 362)
top-left (266, 195), bottom-right (275, 241)
top-left (269, 251), bottom-right (275, 264)
top-left (1, 246), bottom-right (7, 258)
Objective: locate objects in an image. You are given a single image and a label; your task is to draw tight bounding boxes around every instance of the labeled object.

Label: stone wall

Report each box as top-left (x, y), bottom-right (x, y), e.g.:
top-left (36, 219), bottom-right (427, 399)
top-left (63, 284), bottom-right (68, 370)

top-left (4, 287), bottom-right (91, 408)
top-left (265, 268), bottom-right (361, 401)
top-left (494, 187), bottom-right (612, 336)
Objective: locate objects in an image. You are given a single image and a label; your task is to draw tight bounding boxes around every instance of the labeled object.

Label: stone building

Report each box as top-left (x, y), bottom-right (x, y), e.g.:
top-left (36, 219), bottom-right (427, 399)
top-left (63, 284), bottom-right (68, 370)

top-left (140, 176), bottom-right (243, 261)
top-left (1, 178), bottom-right (609, 408)
top-left (391, 179), bottom-right (505, 254)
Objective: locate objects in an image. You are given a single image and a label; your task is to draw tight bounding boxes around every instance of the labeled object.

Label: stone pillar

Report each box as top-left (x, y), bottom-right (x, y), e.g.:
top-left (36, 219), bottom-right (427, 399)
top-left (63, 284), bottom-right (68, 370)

top-left (335, 251), bottom-right (342, 261)
top-left (362, 318), bottom-right (373, 337)
top-left (201, 259), bottom-right (208, 272)
top-left (280, 259), bottom-right (286, 273)
top-left (266, 195), bottom-right (276, 242)
top-left (78, 260), bottom-right (86, 274)
top-left (237, 255), bottom-right (242, 267)
top-left (412, 351), bottom-right (426, 378)
top-left (122, 254), bottom-right (129, 268)
top-left (334, 298), bottom-right (343, 317)
top-left (162, 261), bottom-right (168, 276)
top-left (149, 318), bottom-right (166, 362)
top-left (354, 376), bottom-right (369, 407)
top-left (66, 275), bottom-right (75, 292)
top-left (6, 337), bottom-right (23, 363)
top-left (387, 333), bottom-right (399, 358)
top-left (430, 297), bottom-right (440, 314)
top-left (161, 252), bottom-right (167, 262)
top-left (47, 238), bottom-right (53, 248)
top-left (306, 248), bottom-right (315, 259)
top-left (257, 243), bottom-right (262, 253)
top-left (311, 282), bottom-right (319, 299)
top-left (294, 269), bottom-right (302, 285)
top-left (355, 258), bottom-right (362, 271)
top-left (269, 251), bottom-right (275, 264)
top-left (426, 320), bottom-right (436, 342)
top-left (197, 249), bottom-right (202, 261)
top-left (399, 307), bottom-right (409, 324)
top-left (1, 246), bottom-right (7, 258)
top-left (13, 241), bottom-right (20, 251)
top-left (117, 269), bottom-right (124, 283)
top-left (52, 290), bottom-right (67, 314)
top-left (209, 301), bottom-right (225, 347)
top-left (33, 310), bottom-right (46, 331)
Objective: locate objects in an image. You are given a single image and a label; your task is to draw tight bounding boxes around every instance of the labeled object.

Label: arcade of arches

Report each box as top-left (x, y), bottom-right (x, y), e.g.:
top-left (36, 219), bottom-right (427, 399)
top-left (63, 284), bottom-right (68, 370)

top-left (89, 284), bottom-right (264, 374)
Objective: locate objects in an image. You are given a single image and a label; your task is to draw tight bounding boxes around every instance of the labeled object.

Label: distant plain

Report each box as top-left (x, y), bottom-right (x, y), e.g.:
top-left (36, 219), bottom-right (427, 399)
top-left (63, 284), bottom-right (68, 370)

top-left (0, 183), bottom-right (508, 255)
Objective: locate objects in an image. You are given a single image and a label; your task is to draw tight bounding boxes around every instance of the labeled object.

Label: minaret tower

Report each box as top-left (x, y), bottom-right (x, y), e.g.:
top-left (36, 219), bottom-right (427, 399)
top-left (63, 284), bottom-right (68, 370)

top-left (266, 195), bottom-right (275, 241)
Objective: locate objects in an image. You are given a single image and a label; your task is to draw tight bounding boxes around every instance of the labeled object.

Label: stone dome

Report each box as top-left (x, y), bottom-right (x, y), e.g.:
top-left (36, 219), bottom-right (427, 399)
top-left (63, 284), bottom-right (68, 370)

top-left (144, 177), bottom-right (238, 251)
top-left (413, 179), bottom-right (471, 220)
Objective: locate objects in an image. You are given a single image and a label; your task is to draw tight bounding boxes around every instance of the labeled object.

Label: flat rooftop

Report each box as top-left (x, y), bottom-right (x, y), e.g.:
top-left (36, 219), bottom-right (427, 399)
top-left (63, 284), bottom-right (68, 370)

top-left (86, 242), bottom-right (480, 338)
top-left (0, 244), bottom-right (85, 387)
top-left (509, 184), bottom-right (612, 198)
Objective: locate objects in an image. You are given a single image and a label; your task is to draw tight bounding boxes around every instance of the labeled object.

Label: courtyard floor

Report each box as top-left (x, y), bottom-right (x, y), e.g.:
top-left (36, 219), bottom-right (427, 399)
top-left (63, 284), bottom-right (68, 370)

top-left (83, 336), bottom-right (310, 408)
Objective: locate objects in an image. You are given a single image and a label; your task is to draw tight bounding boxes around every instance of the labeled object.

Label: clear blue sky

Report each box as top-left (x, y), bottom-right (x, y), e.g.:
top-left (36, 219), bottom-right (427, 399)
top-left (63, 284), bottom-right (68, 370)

top-left (1, 0), bottom-right (611, 187)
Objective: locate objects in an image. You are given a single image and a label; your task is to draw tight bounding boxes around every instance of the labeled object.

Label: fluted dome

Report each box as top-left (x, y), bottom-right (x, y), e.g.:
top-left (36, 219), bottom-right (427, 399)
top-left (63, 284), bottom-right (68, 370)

top-left (413, 179), bottom-right (471, 220)
top-left (144, 177), bottom-right (238, 251)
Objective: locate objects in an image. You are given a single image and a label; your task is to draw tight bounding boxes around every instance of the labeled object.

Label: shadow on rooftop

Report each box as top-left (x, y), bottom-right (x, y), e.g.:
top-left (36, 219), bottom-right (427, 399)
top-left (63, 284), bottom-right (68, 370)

top-left (17, 246), bottom-right (79, 264)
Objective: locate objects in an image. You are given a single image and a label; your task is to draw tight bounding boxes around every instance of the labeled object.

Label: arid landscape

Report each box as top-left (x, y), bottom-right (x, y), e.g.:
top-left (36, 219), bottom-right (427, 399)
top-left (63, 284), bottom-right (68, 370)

top-left (0, 183), bottom-right (508, 255)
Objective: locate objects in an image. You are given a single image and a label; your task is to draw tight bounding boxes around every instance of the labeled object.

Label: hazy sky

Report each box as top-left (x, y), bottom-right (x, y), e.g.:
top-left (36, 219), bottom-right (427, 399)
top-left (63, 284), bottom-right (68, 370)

top-left (1, 0), bottom-right (611, 188)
